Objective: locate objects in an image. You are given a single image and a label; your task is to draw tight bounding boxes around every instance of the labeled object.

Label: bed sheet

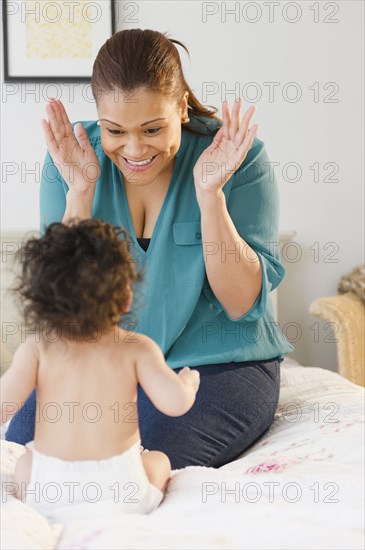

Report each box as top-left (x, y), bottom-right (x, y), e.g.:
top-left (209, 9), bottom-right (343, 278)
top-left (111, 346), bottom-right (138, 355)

top-left (1, 360), bottom-right (364, 549)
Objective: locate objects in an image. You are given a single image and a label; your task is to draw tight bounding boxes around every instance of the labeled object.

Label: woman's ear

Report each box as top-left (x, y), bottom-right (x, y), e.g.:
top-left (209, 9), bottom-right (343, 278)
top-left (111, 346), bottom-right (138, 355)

top-left (180, 91), bottom-right (189, 120)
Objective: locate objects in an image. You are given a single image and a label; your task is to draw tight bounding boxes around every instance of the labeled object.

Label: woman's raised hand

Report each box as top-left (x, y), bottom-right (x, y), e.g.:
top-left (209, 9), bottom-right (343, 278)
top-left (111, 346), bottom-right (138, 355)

top-left (41, 99), bottom-right (101, 196)
top-left (193, 97), bottom-right (259, 197)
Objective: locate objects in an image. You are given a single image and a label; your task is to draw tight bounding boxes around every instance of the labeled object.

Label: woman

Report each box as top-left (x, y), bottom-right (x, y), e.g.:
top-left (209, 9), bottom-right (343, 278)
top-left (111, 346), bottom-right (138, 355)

top-left (6, 29), bottom-right (294, 469)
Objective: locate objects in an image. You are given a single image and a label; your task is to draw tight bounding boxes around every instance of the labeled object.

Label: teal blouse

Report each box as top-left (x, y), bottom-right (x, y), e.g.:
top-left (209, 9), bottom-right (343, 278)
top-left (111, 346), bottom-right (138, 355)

top-left (39, 116), bottom-right (294, 368)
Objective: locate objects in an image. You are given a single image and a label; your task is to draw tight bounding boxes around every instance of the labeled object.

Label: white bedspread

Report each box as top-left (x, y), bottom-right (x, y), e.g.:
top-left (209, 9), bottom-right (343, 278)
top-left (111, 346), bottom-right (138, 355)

top-left (1, 361), bottom-right (364, 550)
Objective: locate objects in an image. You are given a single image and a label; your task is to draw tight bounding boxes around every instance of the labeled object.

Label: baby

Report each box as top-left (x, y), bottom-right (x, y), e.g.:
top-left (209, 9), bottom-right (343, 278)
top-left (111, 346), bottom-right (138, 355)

top-left (0, 219), bottom-right (200, 523)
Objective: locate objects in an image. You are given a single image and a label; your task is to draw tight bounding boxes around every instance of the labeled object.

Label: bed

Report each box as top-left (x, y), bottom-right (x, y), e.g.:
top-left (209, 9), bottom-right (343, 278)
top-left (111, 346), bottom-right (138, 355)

top-left (1, 356), bottom-right (364, 550)
top-left (1, 232), bottom-right (364, 549)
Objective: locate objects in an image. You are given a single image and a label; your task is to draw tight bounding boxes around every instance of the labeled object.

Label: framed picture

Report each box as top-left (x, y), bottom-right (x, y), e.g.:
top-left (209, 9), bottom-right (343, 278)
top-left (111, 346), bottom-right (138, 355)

top-left (2, 0), bottom-right (116, 82)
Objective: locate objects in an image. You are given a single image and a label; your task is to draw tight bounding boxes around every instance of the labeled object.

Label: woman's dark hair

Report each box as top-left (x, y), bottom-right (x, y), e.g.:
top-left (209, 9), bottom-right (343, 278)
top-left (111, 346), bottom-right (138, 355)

top-left (12, 219), bottom-right (142, 341)
top-left (91, 28), bottom-right (222, 137)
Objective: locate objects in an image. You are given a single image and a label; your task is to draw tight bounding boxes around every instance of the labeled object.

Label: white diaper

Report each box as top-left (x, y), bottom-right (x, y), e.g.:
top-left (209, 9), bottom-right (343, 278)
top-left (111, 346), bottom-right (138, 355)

top-left (22, 439), bottom-right (164, 524)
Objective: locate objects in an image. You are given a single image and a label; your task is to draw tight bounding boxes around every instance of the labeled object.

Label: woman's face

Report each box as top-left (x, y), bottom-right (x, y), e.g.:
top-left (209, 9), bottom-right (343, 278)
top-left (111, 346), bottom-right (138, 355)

top-left (98, 87), bottom-right (188, 186)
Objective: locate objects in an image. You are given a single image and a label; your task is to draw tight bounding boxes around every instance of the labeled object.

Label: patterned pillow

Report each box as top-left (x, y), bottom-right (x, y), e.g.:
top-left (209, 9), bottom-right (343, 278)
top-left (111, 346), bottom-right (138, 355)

top-left (338, 264), bottom-right (365, 303)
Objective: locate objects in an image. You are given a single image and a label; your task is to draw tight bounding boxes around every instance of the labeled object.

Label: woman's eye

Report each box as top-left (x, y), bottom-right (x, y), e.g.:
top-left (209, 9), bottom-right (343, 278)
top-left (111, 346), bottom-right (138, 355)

top-left (145, 128), bottom-right (161, 135)
top-left (107, 129), bottom-right (123, 135)
top-left (106, 128), bottom-right (161, 136)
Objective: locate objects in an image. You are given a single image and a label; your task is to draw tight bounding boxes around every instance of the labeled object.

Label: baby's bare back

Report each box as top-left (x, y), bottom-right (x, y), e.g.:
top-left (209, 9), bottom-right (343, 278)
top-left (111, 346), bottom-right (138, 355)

top-left (33, 328), bottom-right (140, 460)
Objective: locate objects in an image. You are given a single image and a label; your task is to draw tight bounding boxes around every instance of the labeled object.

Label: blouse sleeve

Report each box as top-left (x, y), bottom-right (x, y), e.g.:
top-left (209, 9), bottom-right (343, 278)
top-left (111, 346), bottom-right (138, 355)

top-left (39, 150), bottom-right (68, 236)
top-left (202, 135), bottom-right (285, 323)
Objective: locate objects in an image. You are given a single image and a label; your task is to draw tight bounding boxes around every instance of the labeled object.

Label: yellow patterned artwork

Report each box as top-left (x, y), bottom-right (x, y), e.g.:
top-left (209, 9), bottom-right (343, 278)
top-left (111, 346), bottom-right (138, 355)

top-left (26, 0), bottom-right (92, 58)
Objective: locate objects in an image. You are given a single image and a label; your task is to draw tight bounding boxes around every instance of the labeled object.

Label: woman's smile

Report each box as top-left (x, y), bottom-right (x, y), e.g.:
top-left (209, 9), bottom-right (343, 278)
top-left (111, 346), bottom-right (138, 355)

top-left (117, 153), bottom-right (160, 172)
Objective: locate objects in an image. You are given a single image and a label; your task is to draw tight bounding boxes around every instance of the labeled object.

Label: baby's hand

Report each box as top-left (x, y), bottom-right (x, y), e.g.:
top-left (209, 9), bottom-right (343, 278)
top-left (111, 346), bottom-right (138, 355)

top-left (178, 366), bottom-right (200, 393)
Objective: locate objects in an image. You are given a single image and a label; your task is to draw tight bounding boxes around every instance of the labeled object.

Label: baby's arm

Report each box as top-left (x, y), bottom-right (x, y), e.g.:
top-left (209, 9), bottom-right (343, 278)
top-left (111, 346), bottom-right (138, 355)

top-left (135, 336), bottom-right (200, 417)
top-left (0, 338), bottom-right (39, 425)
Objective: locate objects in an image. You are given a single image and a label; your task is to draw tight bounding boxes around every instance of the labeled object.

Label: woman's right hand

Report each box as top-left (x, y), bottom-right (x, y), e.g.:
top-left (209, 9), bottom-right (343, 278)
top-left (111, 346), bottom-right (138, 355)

top-left (41, 99), bottom-right (101, 196)
top-left (178, 366), bottom-right (200, 393)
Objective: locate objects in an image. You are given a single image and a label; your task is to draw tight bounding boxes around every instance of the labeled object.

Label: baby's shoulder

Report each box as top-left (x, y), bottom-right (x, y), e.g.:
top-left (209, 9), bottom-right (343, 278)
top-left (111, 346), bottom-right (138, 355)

top-left (110, 327), bottom-right (153, 355)
top-left (11, 335), bottom-right (40, 366)
top-left (114, 328), bottom-right (153, 349)
top-left (23, 334), bottom-right (40, 354)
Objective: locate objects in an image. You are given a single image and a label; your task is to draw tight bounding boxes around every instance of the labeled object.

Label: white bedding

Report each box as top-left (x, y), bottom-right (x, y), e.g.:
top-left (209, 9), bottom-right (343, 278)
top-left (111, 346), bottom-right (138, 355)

top-left (1, 360), bottom-right (364, 550)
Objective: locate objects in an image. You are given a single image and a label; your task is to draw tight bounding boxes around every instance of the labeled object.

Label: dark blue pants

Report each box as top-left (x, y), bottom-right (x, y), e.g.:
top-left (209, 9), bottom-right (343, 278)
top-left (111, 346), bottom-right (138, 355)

top-left (6, 357), bottom-right (281, 470)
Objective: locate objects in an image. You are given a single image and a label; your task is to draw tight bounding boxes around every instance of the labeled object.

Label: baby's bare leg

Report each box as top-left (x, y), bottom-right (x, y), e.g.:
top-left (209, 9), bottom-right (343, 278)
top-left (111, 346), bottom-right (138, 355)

top-left (14, 450), bottom-right (32, 501)
top-left (141, 451), bottom-right (171, 493)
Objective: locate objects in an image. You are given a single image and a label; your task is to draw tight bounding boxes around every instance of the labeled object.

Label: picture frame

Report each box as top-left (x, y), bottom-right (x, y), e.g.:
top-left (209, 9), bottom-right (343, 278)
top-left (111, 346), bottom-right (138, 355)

top-left (2, 0), bottom-right (116, 82)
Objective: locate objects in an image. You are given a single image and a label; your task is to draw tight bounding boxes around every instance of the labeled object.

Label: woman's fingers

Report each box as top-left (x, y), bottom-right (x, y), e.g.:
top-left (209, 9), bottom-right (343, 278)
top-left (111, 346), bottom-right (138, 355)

top-left (223, 98), bottom-right (242, 142)
top-left (57, 100), bottom-right (73, 137)
top-left (44, 99), bottom-right (82, 158)
top-left (229, 97), bottom-right (242, 142)
top-left (41, 119), bottom-right (58, 157)
top-left (222, 100), bottom-right (231, 141)
top-left (222, 98), bottom-right (258, 150)
top-left (45, 101), bottom-right (65, 144)
top-left (211, 125), bottom-right (225, 148)
top-left (236, 123), bottom-right (259, 159)
top-left (235, 105), bottom-right (257, 148)
top-left (73, 122), bottom-right (91, 151)
top-left (51, 99), bottom-right (66, 135)
top-left (41, 100), bottom-right (100, 191)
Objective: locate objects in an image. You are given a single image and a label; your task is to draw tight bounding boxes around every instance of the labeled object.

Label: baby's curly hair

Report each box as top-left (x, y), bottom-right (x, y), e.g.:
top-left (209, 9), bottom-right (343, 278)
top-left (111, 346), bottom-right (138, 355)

top-left (12, 219), bottom-right (143, 341)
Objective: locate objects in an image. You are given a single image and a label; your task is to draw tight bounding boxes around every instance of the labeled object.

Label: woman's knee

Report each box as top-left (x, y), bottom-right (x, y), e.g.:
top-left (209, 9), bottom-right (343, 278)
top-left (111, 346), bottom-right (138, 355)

top-left (208, 404), bottom-right (278, 469)
top-left (5, 389), bottom-right (37, 445)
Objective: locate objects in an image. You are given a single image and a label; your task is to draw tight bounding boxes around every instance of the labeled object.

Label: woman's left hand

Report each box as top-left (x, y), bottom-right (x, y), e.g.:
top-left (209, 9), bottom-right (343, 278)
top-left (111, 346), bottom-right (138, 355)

top-left (193, 97), bottom-right (259, 196)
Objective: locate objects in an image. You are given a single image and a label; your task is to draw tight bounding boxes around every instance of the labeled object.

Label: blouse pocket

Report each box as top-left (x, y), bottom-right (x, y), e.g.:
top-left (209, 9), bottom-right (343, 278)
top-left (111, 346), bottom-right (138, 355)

top-left (172, 221), bottom-right (202, 245)
top-left (172, 221), bottom-right (204, 287)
